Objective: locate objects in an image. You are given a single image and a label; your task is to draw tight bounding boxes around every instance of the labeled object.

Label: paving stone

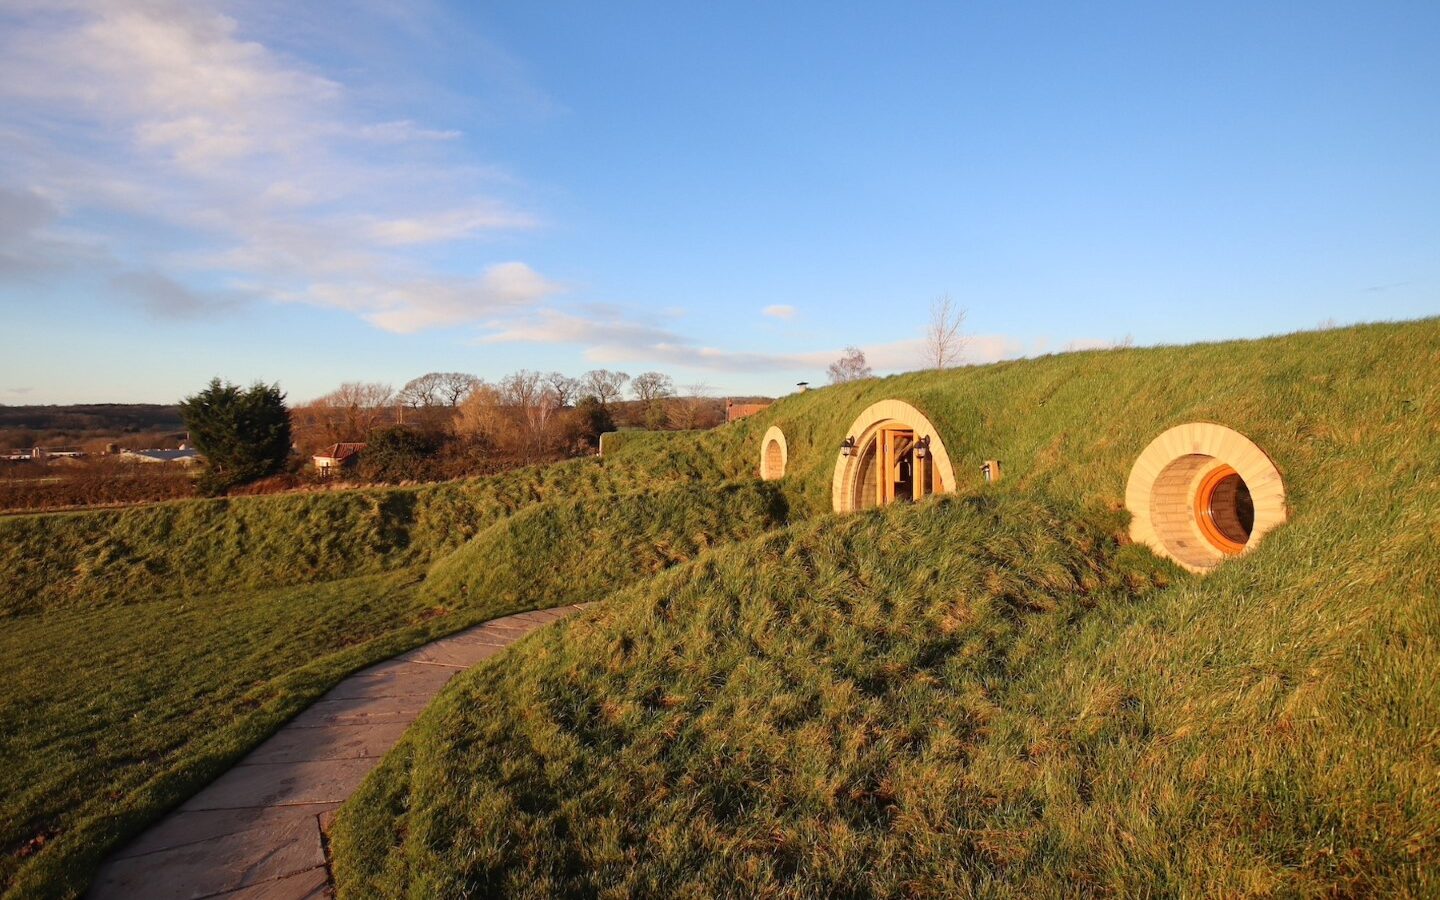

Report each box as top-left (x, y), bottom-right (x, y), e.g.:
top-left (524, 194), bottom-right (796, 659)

top-left (114, 804), bottom-right (339, 860)
top-left (180, 758), bottom-right (380, 811)
top-left (444, 627), bottom-right (520, 648)
top-left (213, 865), bottom-right (330, 899)
top-left (476, 618), bottom-right (533, 632)
top-left (90, 812), bottom-right (323, 899)
top-left (398, 638), bottom-right (505, 668)
top-left (319, 661), bottom-right (458, 700)
top-left (241, 721), bottom-right (414, 766)
top-left (508, 610), bottom-right (564, 626)
top-left (286, 694), bottom-right (428, 729)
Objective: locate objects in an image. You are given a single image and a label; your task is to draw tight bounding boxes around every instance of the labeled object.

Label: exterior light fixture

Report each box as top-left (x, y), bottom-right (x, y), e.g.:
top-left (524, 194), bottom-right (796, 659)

top-left (980, 459), bottom-right (1002, 483)
top-left (914, 436), bottom-right (931, 459)
top-left (840, 436), bottom-right (857, 457)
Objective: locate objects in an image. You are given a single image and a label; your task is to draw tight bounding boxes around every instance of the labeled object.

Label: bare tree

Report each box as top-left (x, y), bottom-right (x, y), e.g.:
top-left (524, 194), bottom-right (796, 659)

top-left (827, 346), bottom-right (872, 384)
top-left (631, 372), bottom-right (676, 430)
top-left (543, 372), bottom-right (580, 407)
top-left (438, 372), bottom-right (481, 406)
top-left (669, 382), bottom-right (716, 430)
top-left (309, 382), bottom-right (395, 441)
top-left (631, 371), bottom-right (676, 403)
top-left (397, 373), bottom-right (445, 409)
top-left (498, 369), bottom-right (561, 460)
top-left (453, 382), bottom-right (505, 447)
top-left (924, 294), bottom-right (967, 369)
top-left (581, 369), bottom-right (631, 406)
top-left (398, 372), bottom-right (480, 409)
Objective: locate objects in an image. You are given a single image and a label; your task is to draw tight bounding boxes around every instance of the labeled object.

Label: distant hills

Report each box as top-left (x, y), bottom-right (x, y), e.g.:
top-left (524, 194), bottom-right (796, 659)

top-left (0, 404), bottom-right (185, 449)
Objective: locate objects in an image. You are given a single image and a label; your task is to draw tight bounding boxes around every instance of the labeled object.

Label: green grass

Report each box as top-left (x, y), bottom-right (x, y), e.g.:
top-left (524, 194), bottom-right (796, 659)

top-left (330, 495), bottom-right (1182, 896)
top-left (4, 318), bottom-right (1439, 896)
top-left (333, 484), bottom-right (1439, 895)
top-left (0, 570), bottom-right (438, 898)
top-left (331, 319), bottom-right (1440, 896)
top-left (0, 474), bottom-right (778, 897)
top-left (417, 479), bottom-right (790, 617)
top-left (0, 451), bottom-right (721, 616)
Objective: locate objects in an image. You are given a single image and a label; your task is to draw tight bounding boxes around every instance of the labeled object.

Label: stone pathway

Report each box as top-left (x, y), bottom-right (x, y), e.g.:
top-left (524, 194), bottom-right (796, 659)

top-left (88, 605), bottom-right (587, 899)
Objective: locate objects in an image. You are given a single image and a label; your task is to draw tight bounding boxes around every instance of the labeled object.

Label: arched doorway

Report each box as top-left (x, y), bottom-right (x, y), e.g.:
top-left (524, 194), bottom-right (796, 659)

top-left (832, 399), bottom-right (957, 513)
top-left (759, 426), bottom-right (788, 480)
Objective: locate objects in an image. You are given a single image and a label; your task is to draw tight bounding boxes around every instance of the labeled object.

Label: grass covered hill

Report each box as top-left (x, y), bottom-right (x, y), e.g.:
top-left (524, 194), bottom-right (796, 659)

top-left (333, 319), bottom-right (1440, 896)
top-left (0, 458), bottom-right (771, 896)
top-left (678, 318), bottom-right (1440, 519)
top-left (1, 318), bottom-right (1437, 896)
top-left (0, 447), bottom-right (728, 615)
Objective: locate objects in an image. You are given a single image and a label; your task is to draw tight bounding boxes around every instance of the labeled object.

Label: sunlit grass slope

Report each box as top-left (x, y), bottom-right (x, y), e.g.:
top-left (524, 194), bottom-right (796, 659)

top-left (0, 451), bottom-right (720, 616)
top-left (417, 480), bottom-right (789, 617)
top-left (2, 469), bottom-right (774, 897)
top-left (335, 319), bottom-right (1440, 896)
top-left (331, 496), bottom-right (1182, 895)
top-left (615, 319), bottom-right (1440, 521)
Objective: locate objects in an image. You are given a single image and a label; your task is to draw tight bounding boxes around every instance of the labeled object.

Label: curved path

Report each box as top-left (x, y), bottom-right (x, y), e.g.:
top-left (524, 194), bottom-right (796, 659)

top-left (89, 604), bottom-right (587, 899)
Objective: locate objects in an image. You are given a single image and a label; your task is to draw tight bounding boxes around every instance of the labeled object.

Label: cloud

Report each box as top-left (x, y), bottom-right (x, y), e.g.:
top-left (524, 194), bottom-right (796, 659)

top-left (111, 269), bottom-right (250, 318)
top-left (306, 262), bottom-right (562, 334)
top-left (360, 206), bottom-right (538, 245)
top-left (0, 0), bottom-right (553, 331)
top-left (762, 304), bottom-right (797, 320)
top-left (479, 304), bottom-right (1030, 374)
top-left (357, 119), bottom-right (462, 143)
top-left (0, 185), bottom-right (111, 278)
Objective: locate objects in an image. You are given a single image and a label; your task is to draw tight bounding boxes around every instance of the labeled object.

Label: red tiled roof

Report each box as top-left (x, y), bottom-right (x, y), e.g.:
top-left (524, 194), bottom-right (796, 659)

top-left (314, 442), bottom-right (366, 461)
top-left (725, 400), bottom-right (771, 424)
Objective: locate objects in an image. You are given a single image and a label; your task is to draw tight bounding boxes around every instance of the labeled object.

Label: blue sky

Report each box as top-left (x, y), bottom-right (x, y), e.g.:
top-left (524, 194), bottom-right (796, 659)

top-left (1, 1), bottom-right (1437, 404)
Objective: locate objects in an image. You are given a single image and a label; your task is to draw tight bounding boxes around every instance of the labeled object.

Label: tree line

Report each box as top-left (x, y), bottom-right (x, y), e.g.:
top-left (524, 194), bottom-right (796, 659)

top-left (290, 368), bottom-right (725, 457)
top-left (178, 297), bottom-right (972, 495)
top-left (176, 368), bottom-right (737, 496)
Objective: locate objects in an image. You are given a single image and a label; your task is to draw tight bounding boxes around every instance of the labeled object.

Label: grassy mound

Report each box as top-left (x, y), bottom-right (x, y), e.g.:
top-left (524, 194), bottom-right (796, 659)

top-left (331, 319), bottom-right (1440, 895)
top-left (0, 479), bottom-right (783, 897)
top-left (333, 485), bottom-right (1437, 895)
top-left (418, 480), bottom-right (789, 617)
top-left (0, 451), bottom-right (720, 616)
top-left (330, 495), bottom-right (1179, 895)
top-left (667, 318), bottom-right (1440, 519)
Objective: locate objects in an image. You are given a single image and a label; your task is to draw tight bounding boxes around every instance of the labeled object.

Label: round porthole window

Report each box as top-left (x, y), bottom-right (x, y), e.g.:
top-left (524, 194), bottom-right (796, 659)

top-left (1194, 464), bottom-right (1254, 554)
top-left (1125, 423), bottom-right (1286, 573)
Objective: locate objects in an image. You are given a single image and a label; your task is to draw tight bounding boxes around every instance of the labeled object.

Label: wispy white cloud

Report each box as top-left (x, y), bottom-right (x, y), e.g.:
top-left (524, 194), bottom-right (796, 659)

top-left (298, 262), bottom-right (562, 334)
top-left (356, 119), bottom-right (462, 143)
top-left (478, 304), bottom-right (1031, 374)
top-left (761, 304), bottom-right (797, 320)
top-left (0, 0), bottom-right (556, 328)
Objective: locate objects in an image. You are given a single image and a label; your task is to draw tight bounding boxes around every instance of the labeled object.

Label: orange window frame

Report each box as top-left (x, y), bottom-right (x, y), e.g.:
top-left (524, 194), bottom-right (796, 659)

top-left (1195, 464), bottom-right (1248, 555)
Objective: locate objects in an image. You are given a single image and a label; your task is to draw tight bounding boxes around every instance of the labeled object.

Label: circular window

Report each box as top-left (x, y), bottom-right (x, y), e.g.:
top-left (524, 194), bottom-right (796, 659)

top-left (1125, 423), bottom-right (1286, 573)
top-left (1194, 464), bottom-right (1253, 554)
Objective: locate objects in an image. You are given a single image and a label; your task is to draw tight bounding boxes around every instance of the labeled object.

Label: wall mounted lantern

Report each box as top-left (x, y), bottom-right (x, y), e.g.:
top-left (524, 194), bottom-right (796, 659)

top-left (980, 459), bottom-right (1003, 483)
top-left (914, 436), bottom-right (931, 459)
top-left (840, 436), bottom-right (857, 457)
